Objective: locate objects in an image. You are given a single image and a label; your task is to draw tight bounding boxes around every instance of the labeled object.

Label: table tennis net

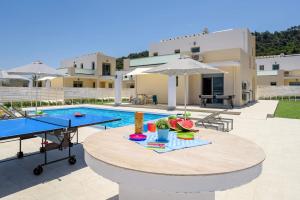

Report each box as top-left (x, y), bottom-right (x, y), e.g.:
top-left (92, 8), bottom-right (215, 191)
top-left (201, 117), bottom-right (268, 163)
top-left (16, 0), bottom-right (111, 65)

top-left (28, 116), bottom-right (71, 128)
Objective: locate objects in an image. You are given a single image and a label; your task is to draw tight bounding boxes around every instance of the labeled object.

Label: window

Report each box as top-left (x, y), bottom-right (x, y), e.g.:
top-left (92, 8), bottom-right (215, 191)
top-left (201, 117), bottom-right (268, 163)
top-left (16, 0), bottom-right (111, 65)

top-left (270, 82), bottom-right (277, 86)
top-left (92, 62), bottom-right (95, 70)
top-left (93, 82), bottom-right (96, 88)
top-left (259, 65), bottom-right (264, 71)
top-left (108, 83), bottom-right (113, 88)
top-left (174, 49), bottom-right (180, 54)
top-left (80, 63), bottom-right (84, 69)
top-left (102, 63), bottom-right (111, 76)
top-left (100, 82), bottom-right (106, 88)
top-left (73, 63), bottom-right (77, 68)
top-left (176, 76), bottom-right (179, 87)
top-left (191, 47), bottom-right (200, 53)
top-left (191, 55), bottom-right (200, 60)
top-left (284, 71), bottom-right (289, 76)
top-left (272, 64), bottom-right (280, 70)
top-left (38, 81), bottom-right (42, 87)
top-left (289, 82), bottom-right (300, 86)
top-left (153, 52), bottom-right (158, 56)
top-left (73, 81), bottom-right (83, 88)
top-left (129, 84), bottom-right (135, 88)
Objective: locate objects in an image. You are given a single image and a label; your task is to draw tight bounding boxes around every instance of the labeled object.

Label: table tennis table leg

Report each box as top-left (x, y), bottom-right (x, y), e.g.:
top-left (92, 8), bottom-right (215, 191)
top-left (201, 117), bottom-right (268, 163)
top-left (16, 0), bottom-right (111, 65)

top-left (17, 138), bottom-right (23, 158)
top-left (33, 131), bottom-right (77, 176)
top-left (76, 129), bottom-right (79, 144)
top-left (44, 133), bottom-right (47, 164)
top-left (39, 135), bottom-right (46, 153)
top-left (68, 132), bottom-right (76, 165)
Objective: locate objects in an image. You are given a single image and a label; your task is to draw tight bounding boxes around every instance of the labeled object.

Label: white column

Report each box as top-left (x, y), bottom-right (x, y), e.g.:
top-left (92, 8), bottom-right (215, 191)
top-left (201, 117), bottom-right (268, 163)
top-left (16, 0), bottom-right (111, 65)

top-left (29, 79), bottom-right (33, 87)
top-left (45, 80), bottom-right (51, 88)
top-left (114, 71), bottom-right (123, 106)
top-left (168, 75), bottom-right (176, 110)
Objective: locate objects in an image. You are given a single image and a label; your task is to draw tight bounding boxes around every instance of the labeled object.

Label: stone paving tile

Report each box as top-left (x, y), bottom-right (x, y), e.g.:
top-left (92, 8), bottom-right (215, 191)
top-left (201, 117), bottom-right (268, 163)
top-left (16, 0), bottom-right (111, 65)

top-left (1, 101), bottom-right (300, 199)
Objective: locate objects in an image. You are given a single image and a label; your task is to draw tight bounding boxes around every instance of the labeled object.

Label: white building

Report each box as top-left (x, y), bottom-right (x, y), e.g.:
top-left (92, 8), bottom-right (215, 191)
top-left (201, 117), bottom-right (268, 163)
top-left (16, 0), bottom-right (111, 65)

top-left (150, 28), bottom-right (255, 58)
top-left (54, 52), bottom-right (118, 88)
top-left (256, 54), bottom-right (300, 86)
top-left (123, 28), bottom-right (257, 107)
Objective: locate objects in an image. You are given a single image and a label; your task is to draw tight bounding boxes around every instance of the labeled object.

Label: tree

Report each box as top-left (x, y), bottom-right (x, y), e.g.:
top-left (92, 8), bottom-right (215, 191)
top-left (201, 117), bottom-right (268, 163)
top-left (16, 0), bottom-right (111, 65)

top-left (116, 51), bottom-right (149, 70)
top-left (254, 25), bottom-right (300, 56)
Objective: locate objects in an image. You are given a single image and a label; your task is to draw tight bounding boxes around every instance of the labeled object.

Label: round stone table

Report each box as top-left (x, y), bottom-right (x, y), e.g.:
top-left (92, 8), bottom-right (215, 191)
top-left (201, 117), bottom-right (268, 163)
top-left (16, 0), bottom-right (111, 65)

top-left (84, 126), bottom-right (265, 200)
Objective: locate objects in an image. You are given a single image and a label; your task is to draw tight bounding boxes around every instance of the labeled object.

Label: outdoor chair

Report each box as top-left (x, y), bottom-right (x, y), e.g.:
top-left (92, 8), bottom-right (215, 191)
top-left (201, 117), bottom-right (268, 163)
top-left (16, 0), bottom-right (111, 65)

top-left (194, 110), bottom-right (233, 132)
top-left (199, 95), bottom-right (235, 108)
top-left (145, 95), bottom-right (153, 104)
top-left (152, 95), bottom-right (158, 105)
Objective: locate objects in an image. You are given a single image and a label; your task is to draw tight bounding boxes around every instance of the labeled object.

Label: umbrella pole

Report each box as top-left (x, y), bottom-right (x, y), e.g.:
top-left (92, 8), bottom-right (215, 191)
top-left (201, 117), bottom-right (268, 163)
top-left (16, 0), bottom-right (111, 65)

top-left (184, 74), bottom-right (187, 120)
top-left (35, 75), bottom-right (38, 113)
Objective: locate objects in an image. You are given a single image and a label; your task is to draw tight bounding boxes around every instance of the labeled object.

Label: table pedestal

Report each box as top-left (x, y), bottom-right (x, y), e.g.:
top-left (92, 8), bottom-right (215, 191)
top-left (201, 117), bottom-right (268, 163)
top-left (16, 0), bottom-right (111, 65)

top-left (119, 184), bottom-right (215, 200)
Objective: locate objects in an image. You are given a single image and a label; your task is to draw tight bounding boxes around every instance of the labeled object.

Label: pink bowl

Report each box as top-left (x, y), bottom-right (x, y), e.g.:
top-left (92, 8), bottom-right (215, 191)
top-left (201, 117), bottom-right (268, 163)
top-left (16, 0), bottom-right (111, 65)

top-left (129, 133), bottom-right (147, 141)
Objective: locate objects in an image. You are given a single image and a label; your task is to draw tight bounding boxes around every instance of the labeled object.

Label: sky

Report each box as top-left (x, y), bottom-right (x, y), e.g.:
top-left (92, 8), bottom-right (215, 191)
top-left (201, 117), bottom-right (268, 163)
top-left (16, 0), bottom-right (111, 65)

top-left (0, 0), bottom-right (299, 69)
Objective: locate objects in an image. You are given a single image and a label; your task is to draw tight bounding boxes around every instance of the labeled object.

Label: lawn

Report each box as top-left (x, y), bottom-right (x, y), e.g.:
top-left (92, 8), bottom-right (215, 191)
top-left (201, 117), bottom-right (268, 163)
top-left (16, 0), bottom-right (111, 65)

top-left (275, 101), bottom-right (300, 119)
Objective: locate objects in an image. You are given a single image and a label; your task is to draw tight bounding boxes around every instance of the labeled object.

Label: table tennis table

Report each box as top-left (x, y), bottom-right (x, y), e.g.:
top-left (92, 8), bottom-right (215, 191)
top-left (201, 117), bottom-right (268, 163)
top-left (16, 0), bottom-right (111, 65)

top-left (0, 113), bottom-right (120, 175)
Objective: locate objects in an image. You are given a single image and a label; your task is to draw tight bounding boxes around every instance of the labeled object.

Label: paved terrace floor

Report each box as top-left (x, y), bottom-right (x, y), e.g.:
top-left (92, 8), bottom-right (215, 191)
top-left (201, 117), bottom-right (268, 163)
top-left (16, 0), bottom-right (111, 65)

top-left (0, 100), bottom-right (299, 200)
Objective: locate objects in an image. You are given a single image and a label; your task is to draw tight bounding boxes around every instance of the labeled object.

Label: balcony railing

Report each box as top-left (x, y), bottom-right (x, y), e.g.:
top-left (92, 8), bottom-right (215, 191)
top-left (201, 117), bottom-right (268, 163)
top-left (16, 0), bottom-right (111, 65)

top-left (257, 70), bottom-right (278, 76)
top-left (284, 73), bottom-right (300, 78)
top-left (75, 68), bottom-right (95, 75)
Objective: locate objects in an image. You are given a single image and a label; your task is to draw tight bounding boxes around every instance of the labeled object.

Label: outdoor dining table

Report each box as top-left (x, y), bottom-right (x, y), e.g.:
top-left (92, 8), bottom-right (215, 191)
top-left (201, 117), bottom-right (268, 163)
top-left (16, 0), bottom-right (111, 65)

top-left (83, 125), bottom-right (265, 200)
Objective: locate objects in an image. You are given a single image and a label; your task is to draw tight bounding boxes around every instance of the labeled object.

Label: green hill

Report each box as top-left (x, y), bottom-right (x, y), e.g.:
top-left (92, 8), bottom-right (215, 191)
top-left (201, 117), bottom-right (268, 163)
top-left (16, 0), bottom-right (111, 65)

top-left (254, 26), bottom-right (300, 56)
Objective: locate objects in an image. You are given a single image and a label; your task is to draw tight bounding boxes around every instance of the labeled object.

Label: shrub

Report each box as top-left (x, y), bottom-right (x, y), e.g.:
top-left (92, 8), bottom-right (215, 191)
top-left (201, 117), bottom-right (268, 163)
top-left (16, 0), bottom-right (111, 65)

top-left (168, 115), bottom-right (177, 120)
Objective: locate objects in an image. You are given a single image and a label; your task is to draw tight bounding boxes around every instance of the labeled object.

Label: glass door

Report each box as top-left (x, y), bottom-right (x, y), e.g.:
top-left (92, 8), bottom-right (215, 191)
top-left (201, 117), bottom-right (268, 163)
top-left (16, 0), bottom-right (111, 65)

top-left (212, 76), bottom-right (224, 104)
top-left (202, 74), bottom-right (224, 104)
top-left (202, 77), bottom-right (212, 103)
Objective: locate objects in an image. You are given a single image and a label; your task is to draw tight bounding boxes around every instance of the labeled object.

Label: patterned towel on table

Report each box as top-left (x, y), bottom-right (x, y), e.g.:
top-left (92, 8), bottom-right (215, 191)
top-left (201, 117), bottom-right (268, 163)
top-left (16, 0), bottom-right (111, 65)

top-left (130, 131), bottom-right (211, 153)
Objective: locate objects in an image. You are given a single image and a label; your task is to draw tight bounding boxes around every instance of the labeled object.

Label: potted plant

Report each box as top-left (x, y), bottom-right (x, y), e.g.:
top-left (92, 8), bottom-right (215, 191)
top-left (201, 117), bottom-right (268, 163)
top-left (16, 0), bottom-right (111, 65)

top-left (155, 119), bottom-right (170, 142)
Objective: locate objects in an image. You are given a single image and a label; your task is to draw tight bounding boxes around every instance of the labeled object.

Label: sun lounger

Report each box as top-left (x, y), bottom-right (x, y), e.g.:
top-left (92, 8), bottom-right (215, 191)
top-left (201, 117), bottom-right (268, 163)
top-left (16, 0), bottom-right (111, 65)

top-left (0, 105), bottom-right (17, 118)
top-left (194, 110), bottom-right (233, 132)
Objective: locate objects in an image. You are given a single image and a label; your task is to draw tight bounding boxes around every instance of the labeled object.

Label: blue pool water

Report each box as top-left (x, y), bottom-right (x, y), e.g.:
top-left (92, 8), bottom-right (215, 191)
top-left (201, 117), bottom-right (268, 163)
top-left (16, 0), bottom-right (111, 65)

top-left (42, 107), bottom-right (168, 128)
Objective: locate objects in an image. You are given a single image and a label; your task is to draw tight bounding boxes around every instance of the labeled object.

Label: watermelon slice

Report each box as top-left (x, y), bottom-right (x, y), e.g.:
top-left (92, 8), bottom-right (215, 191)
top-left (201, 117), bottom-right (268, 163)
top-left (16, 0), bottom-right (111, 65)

top-left (176, 120), bottom-right (194, 131)
top-left (169, 118), bottom-right (183, 130)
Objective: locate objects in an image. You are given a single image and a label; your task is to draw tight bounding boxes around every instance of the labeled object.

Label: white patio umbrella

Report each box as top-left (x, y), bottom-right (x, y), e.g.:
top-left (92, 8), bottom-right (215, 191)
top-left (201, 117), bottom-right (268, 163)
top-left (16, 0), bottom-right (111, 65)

top-left (0, 70), bottom-right (30, 81)
top-left (7, 61), bottom-right (64, 112)
top-left (145, 57), bottom-right (226, 119)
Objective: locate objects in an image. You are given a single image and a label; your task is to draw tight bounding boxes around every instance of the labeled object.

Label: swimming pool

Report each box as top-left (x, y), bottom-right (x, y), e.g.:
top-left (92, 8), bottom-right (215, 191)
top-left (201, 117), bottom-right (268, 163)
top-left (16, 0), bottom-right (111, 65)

top-left (42, 107), bottom-right (168, 128)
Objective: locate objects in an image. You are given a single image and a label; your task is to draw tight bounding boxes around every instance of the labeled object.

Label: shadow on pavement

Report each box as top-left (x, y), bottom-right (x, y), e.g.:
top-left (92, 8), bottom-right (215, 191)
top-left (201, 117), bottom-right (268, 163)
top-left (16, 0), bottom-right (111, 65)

top-left (0, 144), bottom-right (87, 198)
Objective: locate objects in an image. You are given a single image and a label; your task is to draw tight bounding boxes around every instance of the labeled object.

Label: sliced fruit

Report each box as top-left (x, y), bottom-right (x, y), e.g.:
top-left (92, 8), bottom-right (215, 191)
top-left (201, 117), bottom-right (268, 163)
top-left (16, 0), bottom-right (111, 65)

top-left (169, 118), bottom-right (183, 130)
top-left (176, 119), bottom-right (194, 131)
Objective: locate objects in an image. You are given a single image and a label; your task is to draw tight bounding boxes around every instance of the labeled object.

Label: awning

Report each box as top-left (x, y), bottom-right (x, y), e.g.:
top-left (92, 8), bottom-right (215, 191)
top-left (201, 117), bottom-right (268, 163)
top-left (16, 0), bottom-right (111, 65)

top-left (126, 67), bottom-right (153, 76)
top-left (38, 76), bottom-right (57, 81)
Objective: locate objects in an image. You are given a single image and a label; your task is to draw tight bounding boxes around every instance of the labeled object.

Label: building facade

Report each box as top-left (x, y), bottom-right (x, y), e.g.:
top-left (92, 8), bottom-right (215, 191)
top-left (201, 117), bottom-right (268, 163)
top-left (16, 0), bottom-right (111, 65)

top-left (124, 28), bottom-right (257, 107)
top-left (256, 54), bottom-right (300, 86)
top-left (52, 52), bottom-right (117, 88)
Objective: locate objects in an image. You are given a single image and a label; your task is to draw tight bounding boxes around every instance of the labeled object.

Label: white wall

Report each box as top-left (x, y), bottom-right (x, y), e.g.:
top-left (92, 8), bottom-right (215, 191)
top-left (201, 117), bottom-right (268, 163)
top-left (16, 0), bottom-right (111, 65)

top-left (149, 29), bottom-right (251, 56)
top-left (256, 54), bottom-right (300, 71)
top-left (60, 53), bottom-right (98, 70)
top-left (257, 86), bottom-right (300, 98)
top-left (0, 87), bottom-right (135, 103)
